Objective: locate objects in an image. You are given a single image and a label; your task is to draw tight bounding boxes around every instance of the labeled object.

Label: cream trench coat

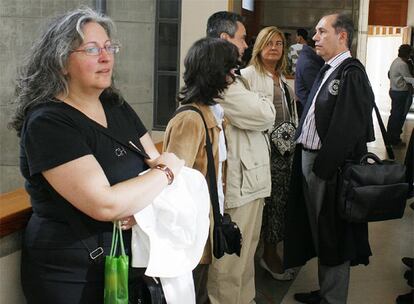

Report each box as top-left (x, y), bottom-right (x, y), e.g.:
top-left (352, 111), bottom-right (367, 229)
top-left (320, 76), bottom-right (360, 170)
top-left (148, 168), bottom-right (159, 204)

top-left (219, 76), bottom-right (276, 209)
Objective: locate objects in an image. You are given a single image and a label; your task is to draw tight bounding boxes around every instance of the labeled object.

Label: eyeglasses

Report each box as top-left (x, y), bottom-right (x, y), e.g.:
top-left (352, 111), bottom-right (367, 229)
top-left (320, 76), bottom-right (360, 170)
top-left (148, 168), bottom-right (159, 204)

top-left (72, 43), bottom-right (121, 56)
top-left (265, 41), bottom-right (283, 48)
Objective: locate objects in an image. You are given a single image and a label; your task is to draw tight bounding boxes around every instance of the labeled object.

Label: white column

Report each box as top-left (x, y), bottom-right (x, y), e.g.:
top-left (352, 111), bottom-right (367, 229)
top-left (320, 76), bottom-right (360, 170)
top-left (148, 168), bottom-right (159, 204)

top-left (408, 0), bottom-right (414, 27)
top-left (356, 0), bottom-right (370, 65)
top-left (180, 0), bottom-right (228, 87)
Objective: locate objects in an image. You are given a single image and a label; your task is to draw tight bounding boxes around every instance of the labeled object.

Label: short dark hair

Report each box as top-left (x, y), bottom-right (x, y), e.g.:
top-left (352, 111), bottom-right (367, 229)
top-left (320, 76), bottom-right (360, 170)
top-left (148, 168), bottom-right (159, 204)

top-left (297, 28), bottom-right (308, 41)
top-left (206, 11), bottom-right (244, 38)
top-left (178, 38), bottom-right (239, 105)
top-left (332, 13), bottom-right (354, 49)
top-left (398, 44), bottom-right (412, 58)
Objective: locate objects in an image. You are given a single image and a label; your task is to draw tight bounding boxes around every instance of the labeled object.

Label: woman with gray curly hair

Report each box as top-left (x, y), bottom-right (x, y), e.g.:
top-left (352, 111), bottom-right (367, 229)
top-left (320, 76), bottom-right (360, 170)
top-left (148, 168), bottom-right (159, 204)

top-left (10, 6), bottom-right (183, 303)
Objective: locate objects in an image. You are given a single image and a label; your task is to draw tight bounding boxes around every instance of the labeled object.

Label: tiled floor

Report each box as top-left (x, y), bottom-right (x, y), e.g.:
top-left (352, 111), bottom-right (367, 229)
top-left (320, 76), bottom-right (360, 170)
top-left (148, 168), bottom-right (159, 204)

top-left (255, 101), bottom-right (414, 303)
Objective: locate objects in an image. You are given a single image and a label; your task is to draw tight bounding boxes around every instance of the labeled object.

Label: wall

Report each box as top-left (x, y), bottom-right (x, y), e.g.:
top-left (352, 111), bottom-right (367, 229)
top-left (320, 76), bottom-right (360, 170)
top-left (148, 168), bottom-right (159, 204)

top-left (179, 0), bottom-right (228, 87)
top-left (0, 233), bottom-right (25, 303)
top-left (408, 0), bottom-right (414, 27)
top-left (262, 0), bottom-right (357, 28)
top-left (262, 0), bottom-right (359, 49)
top-left (0, 0), bottom-right (155, 194)
top-left (368, 0), bottom-right (408, 26)
top-left (356, 0), bottom-right (369, 64)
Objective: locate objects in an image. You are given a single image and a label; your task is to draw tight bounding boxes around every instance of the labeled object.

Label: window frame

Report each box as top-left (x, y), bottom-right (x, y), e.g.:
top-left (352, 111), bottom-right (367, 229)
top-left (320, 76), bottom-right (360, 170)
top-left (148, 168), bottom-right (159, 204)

top-left (153, 0), bottom-right (182, 130)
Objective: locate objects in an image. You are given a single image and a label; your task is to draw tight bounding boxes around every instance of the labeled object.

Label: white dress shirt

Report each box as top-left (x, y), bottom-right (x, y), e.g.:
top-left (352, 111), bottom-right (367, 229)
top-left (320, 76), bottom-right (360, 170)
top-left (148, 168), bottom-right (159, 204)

top-left (297, 51), bottom-right (351, 150)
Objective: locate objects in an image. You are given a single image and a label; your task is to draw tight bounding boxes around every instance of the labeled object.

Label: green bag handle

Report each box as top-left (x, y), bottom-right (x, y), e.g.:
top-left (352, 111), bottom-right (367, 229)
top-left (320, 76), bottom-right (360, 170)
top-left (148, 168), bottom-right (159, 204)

top-left (109, 221), bottom-right (127, 257)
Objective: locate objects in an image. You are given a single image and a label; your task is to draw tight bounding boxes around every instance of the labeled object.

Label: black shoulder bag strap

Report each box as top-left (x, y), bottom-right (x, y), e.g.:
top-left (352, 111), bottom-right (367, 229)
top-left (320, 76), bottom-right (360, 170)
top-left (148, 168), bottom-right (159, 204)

top-left (173, 106), bottom-right (223, 226)
top-left (341, 62), bottom-right (395, 159)
top-left (51, 115), bottom-right (152, 263)
top-left (92, 125), bottom-right (150, 159)
top-left (282, 81), bottom-right (293, 119)
top-left (45, 188), bottom-right (105, 263)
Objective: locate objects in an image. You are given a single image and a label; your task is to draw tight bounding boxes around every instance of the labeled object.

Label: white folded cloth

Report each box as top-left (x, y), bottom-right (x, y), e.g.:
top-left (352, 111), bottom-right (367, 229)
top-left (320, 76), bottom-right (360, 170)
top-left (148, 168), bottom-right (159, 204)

top-left (132, 167), bottom-right (210, 304)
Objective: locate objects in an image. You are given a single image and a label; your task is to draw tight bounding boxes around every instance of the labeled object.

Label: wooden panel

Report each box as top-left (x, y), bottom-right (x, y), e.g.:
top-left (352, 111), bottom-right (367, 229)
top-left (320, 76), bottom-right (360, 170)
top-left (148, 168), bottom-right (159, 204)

top-left (0, 188), bottom-right (31, 237)
top-left (369, 0), bottom-right (408, 26)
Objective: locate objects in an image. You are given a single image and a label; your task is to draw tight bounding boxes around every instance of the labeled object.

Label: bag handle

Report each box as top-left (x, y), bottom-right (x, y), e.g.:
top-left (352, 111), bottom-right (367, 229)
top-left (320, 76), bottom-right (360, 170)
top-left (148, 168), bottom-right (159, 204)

top-left (173, 106), bottom-right (223, 226)
top-left (359, 152), bottom-right (383, 165)
top-left (110, 221), bottom-right (126, 257)
top-left (341, 63), bottom-right (395, 159)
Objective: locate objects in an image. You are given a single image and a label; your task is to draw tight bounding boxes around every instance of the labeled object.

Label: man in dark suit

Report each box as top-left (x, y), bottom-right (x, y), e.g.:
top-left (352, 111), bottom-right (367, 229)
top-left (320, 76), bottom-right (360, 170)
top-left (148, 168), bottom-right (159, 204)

top-left (284, 13), bottom-right (375, 304)
top-left (294, 37), bottom-right (324, 117)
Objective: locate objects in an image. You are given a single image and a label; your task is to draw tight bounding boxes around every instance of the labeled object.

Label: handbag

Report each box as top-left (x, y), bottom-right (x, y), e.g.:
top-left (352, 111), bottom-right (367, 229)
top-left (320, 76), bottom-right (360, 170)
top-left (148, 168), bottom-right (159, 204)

top-left (174, 106), bottom-right (242, 259)
top-left (213, 213), bottom-right (242, 258)
top-left (104, 221), bottom-right (129, 304)
top-left (136, 275), bottom-right (166, 304)
top-left (270, 121), bottom-right (296, 156)
top-left (269, 82), bottom-right (296, 156)
top-left (336, 65), bottom-right (409, 223)
top-left (337, 153), bottom-right (408, 222)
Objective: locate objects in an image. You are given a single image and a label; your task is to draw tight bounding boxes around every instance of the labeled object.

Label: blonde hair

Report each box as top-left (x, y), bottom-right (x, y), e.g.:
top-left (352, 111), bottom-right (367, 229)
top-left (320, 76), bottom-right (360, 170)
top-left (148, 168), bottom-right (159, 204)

top-left (249, 26), bottom-right (288, 76)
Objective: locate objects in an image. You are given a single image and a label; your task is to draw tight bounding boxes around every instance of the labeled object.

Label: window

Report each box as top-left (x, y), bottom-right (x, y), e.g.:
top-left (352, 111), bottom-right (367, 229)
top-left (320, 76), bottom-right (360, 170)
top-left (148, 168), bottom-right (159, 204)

top-left (153, 0), bottom-right (181, 130)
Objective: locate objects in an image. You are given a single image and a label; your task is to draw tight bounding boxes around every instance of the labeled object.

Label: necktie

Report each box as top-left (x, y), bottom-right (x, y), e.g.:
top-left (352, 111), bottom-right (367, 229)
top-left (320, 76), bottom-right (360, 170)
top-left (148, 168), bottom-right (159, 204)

top-left (307, 63), bottom-right (331, 104)
top-left (295, 63), bottom-right (331, 138)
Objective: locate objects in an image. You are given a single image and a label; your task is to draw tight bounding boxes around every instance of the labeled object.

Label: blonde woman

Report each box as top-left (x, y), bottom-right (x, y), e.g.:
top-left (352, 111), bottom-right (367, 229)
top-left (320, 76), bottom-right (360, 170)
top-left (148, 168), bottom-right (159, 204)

top-left (241, 26), bottom-right (298, 280)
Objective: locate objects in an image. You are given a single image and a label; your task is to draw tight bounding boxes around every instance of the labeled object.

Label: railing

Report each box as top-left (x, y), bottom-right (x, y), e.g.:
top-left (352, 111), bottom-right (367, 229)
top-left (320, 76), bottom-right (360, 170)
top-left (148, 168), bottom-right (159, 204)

top-left (368, 25), bottom-right (411, 43)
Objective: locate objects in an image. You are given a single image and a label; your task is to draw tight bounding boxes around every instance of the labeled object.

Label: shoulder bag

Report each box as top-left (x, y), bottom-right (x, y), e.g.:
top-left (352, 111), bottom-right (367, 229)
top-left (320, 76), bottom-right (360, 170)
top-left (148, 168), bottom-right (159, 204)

top-left (173, 106), bottom-right (242, 259)
top-left (337, 65), bottom-right (409, 223)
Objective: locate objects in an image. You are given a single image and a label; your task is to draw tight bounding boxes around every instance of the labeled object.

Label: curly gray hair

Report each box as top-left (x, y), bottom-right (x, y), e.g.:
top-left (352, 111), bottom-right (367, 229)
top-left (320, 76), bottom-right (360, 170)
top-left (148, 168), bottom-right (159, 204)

top-left (10, 6), bottom-right (118, 136)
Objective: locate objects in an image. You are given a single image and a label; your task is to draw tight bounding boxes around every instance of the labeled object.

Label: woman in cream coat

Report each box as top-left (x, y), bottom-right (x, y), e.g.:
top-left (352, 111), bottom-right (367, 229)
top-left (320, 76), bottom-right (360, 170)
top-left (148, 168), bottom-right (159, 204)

top-left (241, 26), bottom-right (298, 280)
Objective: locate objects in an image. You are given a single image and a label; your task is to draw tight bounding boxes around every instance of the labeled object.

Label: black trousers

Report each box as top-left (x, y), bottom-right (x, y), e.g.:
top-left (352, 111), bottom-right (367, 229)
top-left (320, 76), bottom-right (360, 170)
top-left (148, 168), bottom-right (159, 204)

top-left (387, 90), bottom-right (411, 143)
top-left (193, 264), bottom-right (210, 304)
top-left (21, 245), bottom-right (143, 304)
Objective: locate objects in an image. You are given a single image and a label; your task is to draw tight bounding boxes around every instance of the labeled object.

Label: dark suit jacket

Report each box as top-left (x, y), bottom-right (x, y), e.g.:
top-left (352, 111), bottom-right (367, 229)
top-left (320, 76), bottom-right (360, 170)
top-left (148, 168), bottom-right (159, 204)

top-left (284, 58), bottom-right (375, 268)
top-left (295, 45), bottom-right (324, 107)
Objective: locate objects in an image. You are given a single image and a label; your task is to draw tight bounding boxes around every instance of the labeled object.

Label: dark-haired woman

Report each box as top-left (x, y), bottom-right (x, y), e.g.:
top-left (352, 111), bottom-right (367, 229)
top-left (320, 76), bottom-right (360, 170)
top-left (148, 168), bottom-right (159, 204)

top-left (163, 37), bottom-right (239, 303)
top-left (11, 7), bottom-right (184, 303)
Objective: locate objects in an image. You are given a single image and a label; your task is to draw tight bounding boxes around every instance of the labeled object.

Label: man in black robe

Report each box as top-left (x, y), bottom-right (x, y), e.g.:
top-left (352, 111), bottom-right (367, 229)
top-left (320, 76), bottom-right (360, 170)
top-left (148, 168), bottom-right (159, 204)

top-left (284, 13), bottom-right (375, 304)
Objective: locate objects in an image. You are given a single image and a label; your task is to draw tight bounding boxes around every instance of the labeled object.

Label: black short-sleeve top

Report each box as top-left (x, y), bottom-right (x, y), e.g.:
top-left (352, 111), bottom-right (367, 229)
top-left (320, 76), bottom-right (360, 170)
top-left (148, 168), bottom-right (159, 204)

top-left (20, 98), bottom-right (148, 250)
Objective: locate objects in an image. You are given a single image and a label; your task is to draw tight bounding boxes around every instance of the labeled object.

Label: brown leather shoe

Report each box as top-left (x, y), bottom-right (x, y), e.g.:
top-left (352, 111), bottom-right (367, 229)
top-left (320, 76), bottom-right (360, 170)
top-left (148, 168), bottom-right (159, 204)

top-left (294, 290), bottom-right (321, 304)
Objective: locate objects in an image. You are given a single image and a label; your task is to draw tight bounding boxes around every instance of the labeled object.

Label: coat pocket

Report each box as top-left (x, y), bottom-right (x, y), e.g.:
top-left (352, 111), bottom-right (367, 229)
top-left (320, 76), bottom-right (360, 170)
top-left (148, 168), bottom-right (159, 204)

top-left (240, 151), bottom-right (269, 196)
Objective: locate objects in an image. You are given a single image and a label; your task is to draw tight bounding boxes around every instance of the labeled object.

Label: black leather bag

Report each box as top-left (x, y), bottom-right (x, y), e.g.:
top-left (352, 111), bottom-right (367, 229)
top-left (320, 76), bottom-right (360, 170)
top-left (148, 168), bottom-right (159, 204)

top-left (174, 106), bottom-right (242, 259)
top-left (136, 275), bottom-right (166, 304)
top-left (337, 152), bottom-right (408, 222)
top-left (213, 213), bottom-right (242, 259)
top-left (335, 68), bottom-right (409, 223)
